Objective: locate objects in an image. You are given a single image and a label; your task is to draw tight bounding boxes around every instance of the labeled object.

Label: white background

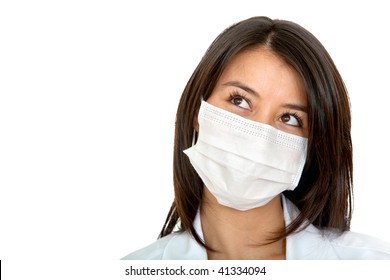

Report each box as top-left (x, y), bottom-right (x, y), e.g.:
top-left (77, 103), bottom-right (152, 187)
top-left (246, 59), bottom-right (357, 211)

top-left (1, 0), bottom-right (389, 279)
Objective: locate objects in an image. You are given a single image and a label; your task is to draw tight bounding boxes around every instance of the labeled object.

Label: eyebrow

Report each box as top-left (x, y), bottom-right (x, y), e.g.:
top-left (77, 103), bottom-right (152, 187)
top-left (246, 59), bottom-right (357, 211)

top-left (223, 80), bottom-right (307, 112)
top-left (283, 103), bottom-right (308, 113)
top-left (222, 81), bottom-right (260, 97)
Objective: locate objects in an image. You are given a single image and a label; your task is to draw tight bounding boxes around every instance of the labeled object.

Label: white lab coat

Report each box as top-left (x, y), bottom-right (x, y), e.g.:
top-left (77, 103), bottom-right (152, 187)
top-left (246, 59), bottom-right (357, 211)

top-left (122, 196), bottom-right (390, 260)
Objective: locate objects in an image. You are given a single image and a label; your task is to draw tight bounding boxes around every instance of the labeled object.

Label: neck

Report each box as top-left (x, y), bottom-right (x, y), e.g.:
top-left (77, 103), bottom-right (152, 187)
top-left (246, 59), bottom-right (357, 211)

top-left (200, 188), bottom-right (286, 260)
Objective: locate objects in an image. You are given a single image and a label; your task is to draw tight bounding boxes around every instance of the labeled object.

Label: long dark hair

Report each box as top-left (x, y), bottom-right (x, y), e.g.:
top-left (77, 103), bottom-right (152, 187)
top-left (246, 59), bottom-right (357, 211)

top-left (159, 16), bottom-right (353, 246)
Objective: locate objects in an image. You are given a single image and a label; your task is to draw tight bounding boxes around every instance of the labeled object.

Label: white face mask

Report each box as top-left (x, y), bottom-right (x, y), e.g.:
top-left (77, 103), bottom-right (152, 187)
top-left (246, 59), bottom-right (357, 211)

top-left (183, 101), bottom-right (308, 211)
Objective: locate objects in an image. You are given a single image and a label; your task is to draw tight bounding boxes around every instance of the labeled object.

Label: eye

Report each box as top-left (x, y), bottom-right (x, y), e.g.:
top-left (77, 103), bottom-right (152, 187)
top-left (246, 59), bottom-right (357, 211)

top-left (280, 113), bottom-right (302, 127)
top-left (229, 92), bottom-right (251, 110)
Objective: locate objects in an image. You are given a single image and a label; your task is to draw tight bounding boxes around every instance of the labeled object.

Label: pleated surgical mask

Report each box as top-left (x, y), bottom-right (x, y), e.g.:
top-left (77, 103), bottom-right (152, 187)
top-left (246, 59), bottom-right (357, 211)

top-left (184, 101), bottom-right (308, 211)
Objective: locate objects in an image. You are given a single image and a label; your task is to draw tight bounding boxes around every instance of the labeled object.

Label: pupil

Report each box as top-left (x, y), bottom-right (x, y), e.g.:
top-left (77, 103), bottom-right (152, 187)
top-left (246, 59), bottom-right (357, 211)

top-left (282, 115), bottom-right (290, 122)
top-left (233, 98), bottom-right (242, 105)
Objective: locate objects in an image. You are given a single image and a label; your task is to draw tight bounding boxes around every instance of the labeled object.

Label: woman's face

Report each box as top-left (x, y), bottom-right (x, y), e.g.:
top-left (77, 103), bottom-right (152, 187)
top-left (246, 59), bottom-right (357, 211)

top-left (207, 48), bottom-right (308, 137)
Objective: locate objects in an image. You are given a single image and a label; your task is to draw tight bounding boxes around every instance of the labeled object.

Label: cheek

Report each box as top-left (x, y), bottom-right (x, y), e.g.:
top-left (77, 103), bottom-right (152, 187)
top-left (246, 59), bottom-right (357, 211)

top-left (300, 124), bottom-right (309, 138)
top-left (192, 106), bottom-right (200, 132)
top-left (206, 93), bottom-right (221, 106)
top-left (206, 89), bottom-right (235, 112)
top-left (193, 116), bottom-right (199, 132)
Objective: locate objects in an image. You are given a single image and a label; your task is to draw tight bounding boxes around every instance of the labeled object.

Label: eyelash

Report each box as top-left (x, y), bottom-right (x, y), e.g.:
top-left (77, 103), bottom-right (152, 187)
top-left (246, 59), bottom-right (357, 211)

top-left (228, 91), bottom-right (251, 108)
top-left (281, 111), bottom-right (304, 127)
top-left (229, 91), bottom-right (304, 127)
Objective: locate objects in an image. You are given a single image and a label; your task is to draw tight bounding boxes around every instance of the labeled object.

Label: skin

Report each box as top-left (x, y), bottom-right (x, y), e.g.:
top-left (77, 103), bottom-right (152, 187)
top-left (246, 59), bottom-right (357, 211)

top-left (200, 47), bottom-right (308, 260)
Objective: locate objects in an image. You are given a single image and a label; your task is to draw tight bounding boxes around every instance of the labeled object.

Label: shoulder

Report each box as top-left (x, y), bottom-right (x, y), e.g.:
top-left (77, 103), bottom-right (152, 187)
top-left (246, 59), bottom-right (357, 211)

top-left (289, 225), bottom-right (390, 259)
top-left (121, 233), bottom-right (177, 260)
top-left (283, 196), bottom-right (390, 259)
top-left (121, 231), bottom-right (207, 260)
top-left (326, 230), bottom-right (390, 259)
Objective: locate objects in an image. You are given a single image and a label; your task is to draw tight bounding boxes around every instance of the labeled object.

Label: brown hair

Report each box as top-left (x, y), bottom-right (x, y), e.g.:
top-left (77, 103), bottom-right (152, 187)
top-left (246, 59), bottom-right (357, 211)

top-left (159, 16), bottom-right (353, 246)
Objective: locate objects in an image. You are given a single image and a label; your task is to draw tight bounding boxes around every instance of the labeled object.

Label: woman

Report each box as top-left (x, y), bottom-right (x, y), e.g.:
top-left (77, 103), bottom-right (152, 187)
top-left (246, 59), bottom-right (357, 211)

top-left (122, 16), bottom-right (390, 259)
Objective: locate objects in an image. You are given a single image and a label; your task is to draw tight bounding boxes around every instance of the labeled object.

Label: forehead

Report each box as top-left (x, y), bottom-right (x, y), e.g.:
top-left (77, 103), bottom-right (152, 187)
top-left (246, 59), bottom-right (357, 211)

top-left (217, 48), bottom-right (307, 103)
top-left (220, 48), bottom-right (299, 82)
